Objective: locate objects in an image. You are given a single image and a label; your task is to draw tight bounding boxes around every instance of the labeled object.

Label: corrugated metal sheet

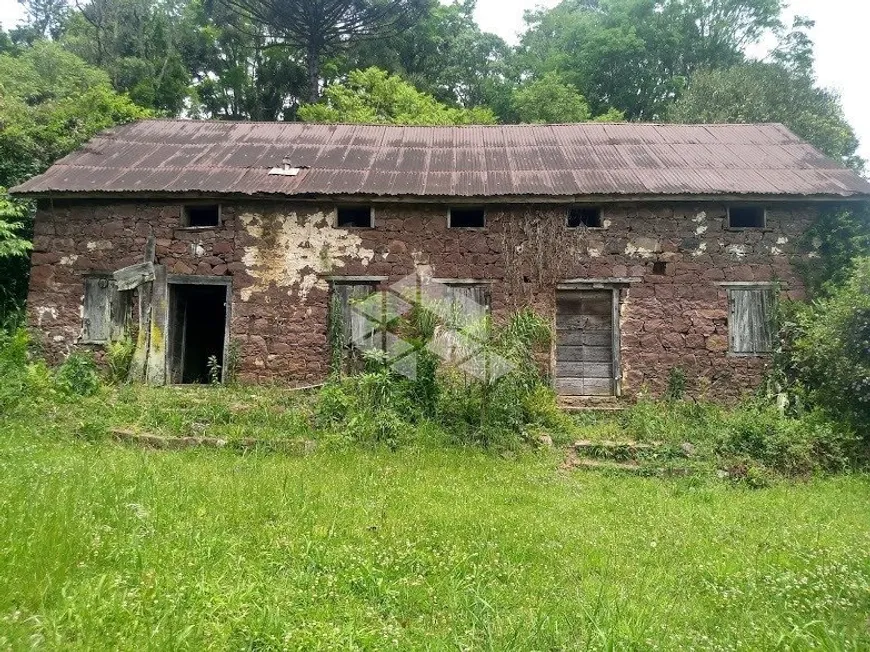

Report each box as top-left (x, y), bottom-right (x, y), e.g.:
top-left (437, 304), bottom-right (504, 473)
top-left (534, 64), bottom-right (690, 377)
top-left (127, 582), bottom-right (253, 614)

top-left (11, 120), bottom-right (870, 199)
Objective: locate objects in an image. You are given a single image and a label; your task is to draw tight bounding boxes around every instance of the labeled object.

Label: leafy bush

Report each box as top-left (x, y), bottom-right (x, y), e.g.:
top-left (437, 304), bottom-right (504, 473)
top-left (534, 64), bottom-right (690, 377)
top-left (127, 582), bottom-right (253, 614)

top-left (315, 309), bottom-right (554, 450)
top-left (0, 328), bottom-right (36, 412)
top-left (789, 257), bottom-right (870, 435)
top-left (106, 337), bottom-right (135, 384)
top-left (55, 352), bottom-right (102, 397)
top-left (715, 405), bottom-right (856, 476)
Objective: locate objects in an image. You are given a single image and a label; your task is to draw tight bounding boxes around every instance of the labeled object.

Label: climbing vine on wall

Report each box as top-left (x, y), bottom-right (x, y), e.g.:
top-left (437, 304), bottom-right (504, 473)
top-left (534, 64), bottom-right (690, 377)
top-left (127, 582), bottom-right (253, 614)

top-left (499, 206), bottom-right (591, 311)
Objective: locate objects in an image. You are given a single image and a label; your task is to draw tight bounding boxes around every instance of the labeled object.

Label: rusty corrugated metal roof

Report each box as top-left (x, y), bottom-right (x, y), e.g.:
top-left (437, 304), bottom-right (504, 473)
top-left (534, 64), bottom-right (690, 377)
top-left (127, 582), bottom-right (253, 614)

top-left (11, 120), bottom-right (870, 199)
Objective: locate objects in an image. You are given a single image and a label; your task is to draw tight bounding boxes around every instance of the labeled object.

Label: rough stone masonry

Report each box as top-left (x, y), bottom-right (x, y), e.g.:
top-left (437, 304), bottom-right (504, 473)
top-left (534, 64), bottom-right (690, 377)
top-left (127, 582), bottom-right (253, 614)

top-left (27, 198), bottom-right (817, 400)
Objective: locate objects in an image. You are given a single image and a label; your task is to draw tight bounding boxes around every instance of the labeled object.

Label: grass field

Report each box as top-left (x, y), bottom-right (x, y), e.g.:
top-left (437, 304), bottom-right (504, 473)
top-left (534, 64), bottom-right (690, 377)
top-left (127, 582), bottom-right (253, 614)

top-left (2, 401), bottom-right (870, 650)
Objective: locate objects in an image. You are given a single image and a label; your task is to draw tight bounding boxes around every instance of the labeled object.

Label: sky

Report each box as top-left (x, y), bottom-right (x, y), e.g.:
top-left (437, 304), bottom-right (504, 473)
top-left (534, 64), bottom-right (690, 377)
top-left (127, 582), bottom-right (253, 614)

top-left (1, 0), bottom-right (868, 162)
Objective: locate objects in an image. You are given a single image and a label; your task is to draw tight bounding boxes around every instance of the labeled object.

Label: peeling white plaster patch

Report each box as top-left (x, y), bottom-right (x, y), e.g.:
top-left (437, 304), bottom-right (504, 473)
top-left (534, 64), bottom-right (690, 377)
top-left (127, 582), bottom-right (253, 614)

top-left (60, 255), bottom-right (78, 266)
top-left (191, 242), bottom-right (206, 257)
top-left (602, 219), bottom-right (612, 229)
top-left (624, 237), bottom-right (661, 259)
top-left (770, 246), bottom-right (783, 256)
top-left (36, 306), bottom-right (58, 326)
top-left (86, 240), bottom-right (113, 251)
top-left (808, 251), bottom-right (820, 259)
top-left (727, 244), bottom-right (747, 258)
top-left (693, 211), bottom-right (707, 223)
top-left (411, 251), bottom-right (432, 273)
top-left (240, 210), bottom-right (375, 301)
top-left (52, 335), bottom-right (65, 343)
top-left (776, 237), bottom-right (788, 245)
top-left (588, 247), bottom-right (601, 258)
top-left (691, 242), bottom-right (708, 258)
top-left (695, 224), bottom-right (708, 235)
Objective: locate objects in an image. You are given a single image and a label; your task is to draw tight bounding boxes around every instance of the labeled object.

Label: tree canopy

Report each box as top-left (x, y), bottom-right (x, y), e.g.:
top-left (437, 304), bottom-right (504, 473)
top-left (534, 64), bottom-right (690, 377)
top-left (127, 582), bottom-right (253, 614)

top-left (1, 0), bottom-right (867, 315)
top-left (669, 62), bottom-right (862, 171)
top-left (512, 72), bottom-right (625, 124)
top-left (0, 39), bottom-right (149, 317)
top-left (298, 67), bottom-right (497, 125)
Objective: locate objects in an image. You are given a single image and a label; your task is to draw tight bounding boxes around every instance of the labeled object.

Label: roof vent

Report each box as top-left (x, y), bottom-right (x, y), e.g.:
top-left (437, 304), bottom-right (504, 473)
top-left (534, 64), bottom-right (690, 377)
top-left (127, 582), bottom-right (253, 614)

top-left (269, 159), bottom-right (306, 176)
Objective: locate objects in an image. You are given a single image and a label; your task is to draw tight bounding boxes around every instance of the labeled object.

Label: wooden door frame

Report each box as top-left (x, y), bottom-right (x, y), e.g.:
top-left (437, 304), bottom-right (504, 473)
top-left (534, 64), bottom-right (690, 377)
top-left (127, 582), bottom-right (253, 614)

top-left (555, 279), bottom-right (636, 397)
top-left (167, 275), bottom-right (233, 383)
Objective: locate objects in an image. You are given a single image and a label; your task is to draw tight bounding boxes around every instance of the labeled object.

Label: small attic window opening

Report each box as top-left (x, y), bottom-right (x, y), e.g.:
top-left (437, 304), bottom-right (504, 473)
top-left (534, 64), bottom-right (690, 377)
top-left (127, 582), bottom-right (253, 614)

top-left (184, 204), bottom-right (220, 228)
top-left (449, 207), bottom-right (485, 228)
top-left (728, 206), bottom-right (765, 229)
top-left (567, 206), bottom-right (603, 228)
top-left (336, 206), bottom-right (373, 228)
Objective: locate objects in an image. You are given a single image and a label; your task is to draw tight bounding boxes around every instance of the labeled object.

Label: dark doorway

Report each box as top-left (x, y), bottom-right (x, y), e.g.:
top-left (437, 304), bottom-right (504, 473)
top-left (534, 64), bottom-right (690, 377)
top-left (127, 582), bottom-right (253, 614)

top-left (168, 284), bottom-right (228, 384)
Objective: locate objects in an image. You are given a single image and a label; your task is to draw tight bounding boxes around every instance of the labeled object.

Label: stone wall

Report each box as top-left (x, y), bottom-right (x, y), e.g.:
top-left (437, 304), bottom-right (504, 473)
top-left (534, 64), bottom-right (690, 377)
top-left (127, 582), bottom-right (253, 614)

top-left (27, 198), bottom-right (817, 399)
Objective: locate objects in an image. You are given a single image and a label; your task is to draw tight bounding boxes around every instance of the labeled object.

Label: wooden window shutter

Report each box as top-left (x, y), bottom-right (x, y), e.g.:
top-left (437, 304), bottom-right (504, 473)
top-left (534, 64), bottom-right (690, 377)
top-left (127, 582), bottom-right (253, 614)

top-left (446, 284), bottom-right (491, 329)
top-left (331, 283), bottom-right (381, 353)
top-left (728, 288), bottom-right (774, 355)
top-left (82, 277), bottom-right (113, 343)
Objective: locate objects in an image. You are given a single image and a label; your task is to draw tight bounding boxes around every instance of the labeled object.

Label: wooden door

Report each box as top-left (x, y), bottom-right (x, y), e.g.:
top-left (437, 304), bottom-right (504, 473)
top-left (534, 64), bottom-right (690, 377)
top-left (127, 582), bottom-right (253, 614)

top-left (555, 290), bottom-right (617, 396)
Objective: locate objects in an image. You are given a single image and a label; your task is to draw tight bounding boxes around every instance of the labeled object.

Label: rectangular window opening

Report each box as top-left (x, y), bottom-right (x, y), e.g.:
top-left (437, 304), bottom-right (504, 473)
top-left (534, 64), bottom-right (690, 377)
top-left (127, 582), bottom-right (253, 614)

top-left (444, 283), bottom-right (491, 331)
top-left (728, 206), bottom-right (765, 229)
top-left (329, 282), bottom-right (383, 372)
top-left (449, 207), bottom-right (485, 228)
top-left (567, 206), bottom-right (603, 229)
top-left (336, 206), bottom-right (373, 228)
top-left (728, 286), bottom-right (775, 355)
top-left (184, 204), bottom-right (220, 228)
top-left (442, 283), bottom-right (491, 362)
top-left (652, 261), bottom-right (667, 275)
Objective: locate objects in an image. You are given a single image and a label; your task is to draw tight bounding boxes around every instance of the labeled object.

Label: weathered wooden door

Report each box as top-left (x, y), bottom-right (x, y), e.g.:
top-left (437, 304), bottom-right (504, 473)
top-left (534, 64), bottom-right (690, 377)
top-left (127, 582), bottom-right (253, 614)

top-left (555, 290), bottom-right (617, 396)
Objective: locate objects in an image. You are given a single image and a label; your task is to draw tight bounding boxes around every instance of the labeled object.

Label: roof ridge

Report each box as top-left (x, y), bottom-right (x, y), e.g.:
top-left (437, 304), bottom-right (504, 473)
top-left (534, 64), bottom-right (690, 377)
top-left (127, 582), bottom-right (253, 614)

top-left (126, 118), bottom-right (791, 129)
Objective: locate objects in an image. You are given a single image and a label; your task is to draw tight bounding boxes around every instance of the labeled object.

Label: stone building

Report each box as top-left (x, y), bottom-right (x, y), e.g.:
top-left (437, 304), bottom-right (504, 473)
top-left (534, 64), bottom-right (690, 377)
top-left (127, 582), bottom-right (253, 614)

top-left (11, 120), bottom-right (870, 400)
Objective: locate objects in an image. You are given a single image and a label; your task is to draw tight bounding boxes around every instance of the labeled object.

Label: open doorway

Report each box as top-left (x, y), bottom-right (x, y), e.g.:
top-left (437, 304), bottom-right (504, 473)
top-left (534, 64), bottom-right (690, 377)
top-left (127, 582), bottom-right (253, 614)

top-left (168, 280), bottom-right (230, 384)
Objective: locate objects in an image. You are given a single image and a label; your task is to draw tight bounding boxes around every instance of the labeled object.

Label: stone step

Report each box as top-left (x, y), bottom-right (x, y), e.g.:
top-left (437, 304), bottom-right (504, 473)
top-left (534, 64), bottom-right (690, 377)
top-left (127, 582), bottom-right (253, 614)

top-left (561, 405), bottom-right (626, 413)
top-left (572, 439), bottom-right (694, 461)
top-left (559, 396), bottom-right (628, 413)
top-left (566, 455), bottom-right (698, 477)
top-left (569, 458), bottom-right (645, 473)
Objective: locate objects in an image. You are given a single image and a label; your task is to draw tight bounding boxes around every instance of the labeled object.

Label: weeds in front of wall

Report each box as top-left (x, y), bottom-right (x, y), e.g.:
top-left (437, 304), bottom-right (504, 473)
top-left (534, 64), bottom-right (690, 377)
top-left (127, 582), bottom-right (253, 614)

top-left (665, 367), bottom-right (686, 401)
top-left (206, 355), bottom-right (222, 385)
top-left (317, 307), bottom-right (558, 450)
top-left (223, 340), bottom-right (241, 384)
top-left (1, 302), bottom-right (862, 480)
top-left (106, 337), bottom-right (135, 384)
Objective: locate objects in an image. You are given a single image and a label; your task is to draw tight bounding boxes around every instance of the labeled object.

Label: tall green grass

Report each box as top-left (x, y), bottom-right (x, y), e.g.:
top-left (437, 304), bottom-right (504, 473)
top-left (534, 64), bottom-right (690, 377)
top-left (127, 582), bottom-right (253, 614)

top-left (0, 435), bottom-right (868, 649)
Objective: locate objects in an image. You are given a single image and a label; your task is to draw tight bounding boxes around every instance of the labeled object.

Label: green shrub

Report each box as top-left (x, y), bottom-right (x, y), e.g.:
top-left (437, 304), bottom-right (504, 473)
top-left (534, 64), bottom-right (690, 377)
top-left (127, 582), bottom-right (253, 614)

top-left (790, 257), bottom-right (870, 435)
top-left (314, 382), bottom-right (353, 427)
top-left (0, 328), bottom-right (56, 412)
top-left (715, 405), bottom-right (856, 476)
top-left (106, 337), bottom-right (135, 384)
top-left (55, 351), bottom-right (102, 397)
top-left (665, 367), bottom-right (686, 401)
top-left (313, 309), bottom-right (555, 451)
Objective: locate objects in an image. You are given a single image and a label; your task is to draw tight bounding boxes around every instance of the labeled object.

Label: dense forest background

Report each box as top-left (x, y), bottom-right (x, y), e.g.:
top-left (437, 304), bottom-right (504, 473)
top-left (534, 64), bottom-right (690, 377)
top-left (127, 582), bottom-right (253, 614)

top-left (0, 0), bottom-right (867, 317)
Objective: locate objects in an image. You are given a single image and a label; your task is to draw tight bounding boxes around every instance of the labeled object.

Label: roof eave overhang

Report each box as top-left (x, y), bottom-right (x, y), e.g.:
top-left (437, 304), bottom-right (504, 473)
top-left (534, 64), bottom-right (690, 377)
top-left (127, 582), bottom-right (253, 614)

top-left (11, 190), bottom-right (870, 203)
